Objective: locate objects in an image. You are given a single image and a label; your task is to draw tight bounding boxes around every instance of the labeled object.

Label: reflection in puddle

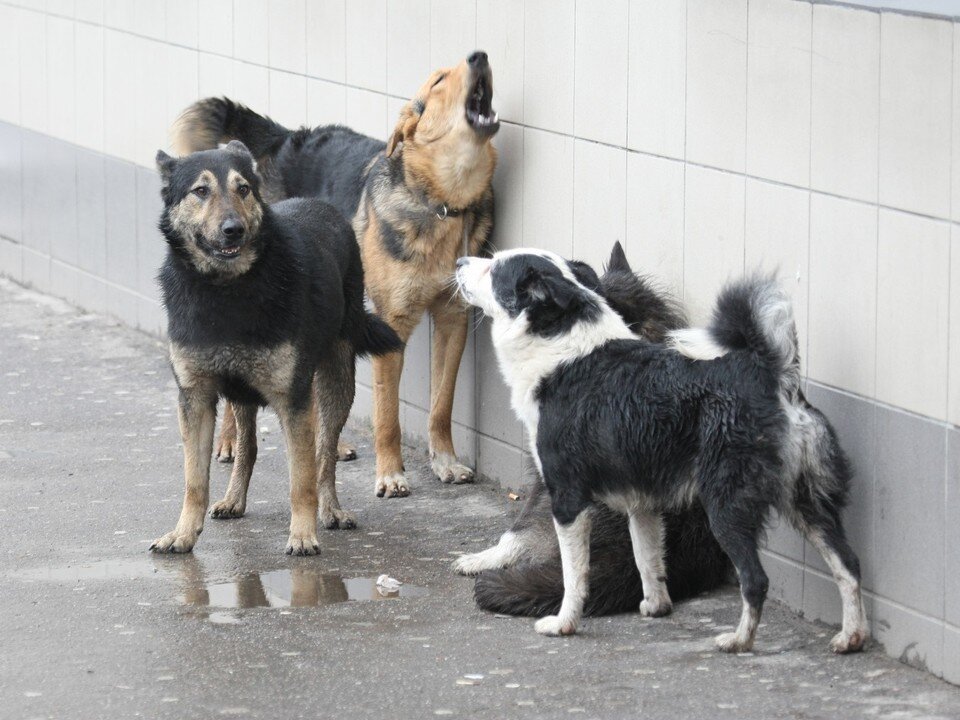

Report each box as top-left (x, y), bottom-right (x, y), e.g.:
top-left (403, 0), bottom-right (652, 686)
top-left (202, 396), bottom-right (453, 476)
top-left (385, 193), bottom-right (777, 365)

top-left (183, 569), bottom-right (428, 609)
top-left (11, 557), bottom-right (427, 611)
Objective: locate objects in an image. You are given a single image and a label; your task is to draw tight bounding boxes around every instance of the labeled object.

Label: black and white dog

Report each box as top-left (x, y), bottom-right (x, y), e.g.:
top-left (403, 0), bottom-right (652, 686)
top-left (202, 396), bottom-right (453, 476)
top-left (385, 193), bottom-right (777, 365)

top-left (455, 249), bottom-right (868, 654)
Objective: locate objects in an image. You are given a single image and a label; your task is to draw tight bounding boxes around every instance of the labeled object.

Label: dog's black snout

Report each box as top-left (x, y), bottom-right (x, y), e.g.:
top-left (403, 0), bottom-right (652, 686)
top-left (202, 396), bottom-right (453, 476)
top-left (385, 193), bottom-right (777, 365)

top-left (456, 257), bottom-right (470, 269)
top-left (467, 51), bottom-right (488, 68)
top-left (221, 218), bottom-right (245, 240)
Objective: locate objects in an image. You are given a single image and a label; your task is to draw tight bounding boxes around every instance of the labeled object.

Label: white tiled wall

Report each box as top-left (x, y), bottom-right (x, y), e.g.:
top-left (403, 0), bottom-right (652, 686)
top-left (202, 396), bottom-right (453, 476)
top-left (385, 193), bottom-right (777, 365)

top-left (1, 0), bottom-right (960, 685)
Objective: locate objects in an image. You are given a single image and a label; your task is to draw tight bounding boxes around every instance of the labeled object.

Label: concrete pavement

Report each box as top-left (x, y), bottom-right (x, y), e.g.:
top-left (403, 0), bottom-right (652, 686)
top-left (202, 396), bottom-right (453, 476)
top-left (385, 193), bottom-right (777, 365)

top-left (2, 277), bottom-right (959, 720)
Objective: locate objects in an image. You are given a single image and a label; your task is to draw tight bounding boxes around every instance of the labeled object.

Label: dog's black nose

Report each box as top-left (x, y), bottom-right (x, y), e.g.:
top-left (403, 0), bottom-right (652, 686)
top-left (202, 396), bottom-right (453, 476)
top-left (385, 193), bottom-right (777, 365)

top-left (468, 51), bottom-right (488, 68)
top-left (456, 257), bottom-right (470, 269)
top-left (221, 219), bottom-right (244, 239)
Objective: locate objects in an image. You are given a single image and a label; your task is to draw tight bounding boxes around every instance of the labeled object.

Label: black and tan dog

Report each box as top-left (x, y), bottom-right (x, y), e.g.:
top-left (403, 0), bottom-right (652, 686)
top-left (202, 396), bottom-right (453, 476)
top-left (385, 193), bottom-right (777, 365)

top-left (150, 141), bottom-right (401, 556)
top-left (171, 51), bottom-right (498, 499)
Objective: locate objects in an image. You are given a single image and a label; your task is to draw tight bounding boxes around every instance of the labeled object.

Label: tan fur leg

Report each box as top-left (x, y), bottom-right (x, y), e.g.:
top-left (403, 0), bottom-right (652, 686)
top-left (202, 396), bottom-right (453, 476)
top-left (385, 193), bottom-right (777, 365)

top-left (372, 349), bottom-right (408, 497)
top-left (210, 402), bottom-right (258, 519)
top-left (428, 301), bottom-right (474, 484)
top-left (316, 341), bottom-right (358, 529)
top-left (369, 308), bottom-right (420, 498)
top-left (151, 386), bottom-right (218, 553)
top-left (275, 395), bottom-right (320, 556)
top-left (215, 400), bottom-right (237, 462)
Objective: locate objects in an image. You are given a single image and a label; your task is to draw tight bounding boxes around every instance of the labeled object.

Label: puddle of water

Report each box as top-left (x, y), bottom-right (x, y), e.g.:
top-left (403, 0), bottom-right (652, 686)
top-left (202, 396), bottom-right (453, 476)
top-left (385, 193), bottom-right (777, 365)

top-left (185, 570), bottom-right (428, 609)
top-left (11, 558), bottom-right (427, 609)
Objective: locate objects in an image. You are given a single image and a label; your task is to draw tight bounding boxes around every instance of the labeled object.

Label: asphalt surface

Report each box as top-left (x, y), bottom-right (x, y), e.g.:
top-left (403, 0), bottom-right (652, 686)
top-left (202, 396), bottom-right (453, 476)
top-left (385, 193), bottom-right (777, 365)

top-left (2, 277), bottom-right (960, 720)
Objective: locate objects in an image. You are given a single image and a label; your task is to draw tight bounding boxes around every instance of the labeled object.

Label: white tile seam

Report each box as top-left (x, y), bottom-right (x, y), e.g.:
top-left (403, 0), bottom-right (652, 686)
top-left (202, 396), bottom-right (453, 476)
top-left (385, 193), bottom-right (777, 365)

top-left (743, 0), bottom-right (750, 277)
top-left (945, 22), bottom-right (955, 631)
top-left (681, 0), bottom-right (688, 299)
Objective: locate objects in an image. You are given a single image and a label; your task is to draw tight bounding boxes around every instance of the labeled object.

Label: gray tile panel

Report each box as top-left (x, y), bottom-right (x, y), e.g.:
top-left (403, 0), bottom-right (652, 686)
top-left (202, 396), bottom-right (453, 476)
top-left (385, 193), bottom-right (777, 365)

top-left (103, 156), bottom-right (137, 289)
top-left (135, 166), bottom-right (164, 300)
top-left (46, 138), bottom-right (78, 267)
top-left (0, 122), bottom-right (22, 243)
top-left (873, 405), bottom-right (946, 618)
top-left (20, 130), bottom-right (51, 254)
top-left (946, 427), bottom-right (960, 626)
top-left (76, 148), bottom-right (106, 277)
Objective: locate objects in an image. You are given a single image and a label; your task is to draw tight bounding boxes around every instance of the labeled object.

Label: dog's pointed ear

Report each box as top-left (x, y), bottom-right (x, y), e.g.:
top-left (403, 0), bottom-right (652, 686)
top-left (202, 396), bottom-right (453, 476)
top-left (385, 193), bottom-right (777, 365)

top-left (607, 241), bottom-right (631, 273)
top-left (223, 139), bottom-right (252, 158)
top-left (156, 150), bottom-right (176, 186)
top-left (222, 138), bottom-right (261, 179)
top-left (386, 99), bottom-right (424, 157)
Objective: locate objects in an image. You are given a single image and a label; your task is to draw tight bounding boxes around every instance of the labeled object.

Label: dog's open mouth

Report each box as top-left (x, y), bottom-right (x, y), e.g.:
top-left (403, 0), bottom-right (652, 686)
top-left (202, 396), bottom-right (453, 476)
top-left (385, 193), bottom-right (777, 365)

top-left (216, 245), bottom-right (241, 259)
top-left (466, 74), bottom-right (499, 137)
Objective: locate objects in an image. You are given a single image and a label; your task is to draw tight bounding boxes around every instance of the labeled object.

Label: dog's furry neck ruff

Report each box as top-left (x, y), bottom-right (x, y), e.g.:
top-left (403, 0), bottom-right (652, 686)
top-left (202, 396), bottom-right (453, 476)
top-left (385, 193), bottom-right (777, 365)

top-left (491, 300), bottom-right (634, 435)
top-left (396, 139), bottom-right (495, 213)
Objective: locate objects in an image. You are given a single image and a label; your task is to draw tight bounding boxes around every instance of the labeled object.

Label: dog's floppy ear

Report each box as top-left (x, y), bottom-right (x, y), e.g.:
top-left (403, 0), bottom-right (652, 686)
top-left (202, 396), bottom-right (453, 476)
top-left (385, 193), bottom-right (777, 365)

top-left (566, 260), bottom-right (601, 292)
top-left (386, 101), bottom-right (423, 157)
top-left (156, 150), bottom-right (177, 187)
top-left (606, 241), bottom-right (631, 274)
top-left (521, 269), bottom-right (577, 311)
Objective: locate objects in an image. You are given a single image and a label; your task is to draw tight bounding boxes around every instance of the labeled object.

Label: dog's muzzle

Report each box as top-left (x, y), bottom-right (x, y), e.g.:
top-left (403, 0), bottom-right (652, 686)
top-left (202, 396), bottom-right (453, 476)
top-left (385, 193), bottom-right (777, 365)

top-left (465, 52), bottom-right (499, 137)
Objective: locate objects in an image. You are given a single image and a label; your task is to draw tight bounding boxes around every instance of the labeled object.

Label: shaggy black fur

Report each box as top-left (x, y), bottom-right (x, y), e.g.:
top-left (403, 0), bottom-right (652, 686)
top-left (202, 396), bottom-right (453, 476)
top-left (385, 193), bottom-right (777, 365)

top-left (158, 144), bottom-right (402, 408)
top-left (474, 244), bottom-right (731, 617)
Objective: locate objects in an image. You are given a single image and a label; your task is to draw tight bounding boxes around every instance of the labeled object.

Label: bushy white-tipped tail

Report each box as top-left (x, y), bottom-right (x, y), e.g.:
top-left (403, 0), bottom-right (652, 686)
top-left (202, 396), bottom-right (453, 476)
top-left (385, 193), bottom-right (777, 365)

top-left (669, 275), bottom-right (800, 396)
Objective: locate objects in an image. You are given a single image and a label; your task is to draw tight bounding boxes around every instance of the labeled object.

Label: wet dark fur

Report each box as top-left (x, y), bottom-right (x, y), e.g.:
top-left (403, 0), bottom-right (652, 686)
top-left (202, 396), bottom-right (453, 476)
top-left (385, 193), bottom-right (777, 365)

top-left (473, 243), bottom-right (732, 616)
top-left (150, 143), bottom-right (402, 554)
top-left (468, 244), bottom-right (865, 651)
top-left (158, 145), bottom-right (401, 375)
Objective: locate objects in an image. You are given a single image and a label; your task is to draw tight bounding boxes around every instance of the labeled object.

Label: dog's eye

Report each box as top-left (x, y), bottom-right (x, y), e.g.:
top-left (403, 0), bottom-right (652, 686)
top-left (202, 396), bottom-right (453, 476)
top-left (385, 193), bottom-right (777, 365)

top-left (193, 186), bottom-right (209, 198)
top-left (237, 184), bottom-right (250, 198)
top-left (431, 74), bottom-right (446, 89)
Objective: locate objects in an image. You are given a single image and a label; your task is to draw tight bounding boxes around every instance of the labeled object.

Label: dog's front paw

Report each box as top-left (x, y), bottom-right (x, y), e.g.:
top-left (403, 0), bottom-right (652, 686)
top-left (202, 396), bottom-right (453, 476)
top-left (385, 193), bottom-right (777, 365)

top-left (321, 506), bottom-right (357, 530)
top-left (285, 532), bottom-right (320, 556)
top-left (375, 473), bottom-right (410, 498)
top-left (210, 498), bottom-right (245, 519)
top-left (715, 632), bottom-right (753, 654)
top-left (535, 615), bottom-right (577, 636)
top-left (453, 551), bottom-right (490, 576)
top-left (150, 529), bottom-right (199, 553)
top-left (430, 452), bottom-right (475, 484)
top-left (830, 629), bottom-right (867, 654)
top-left (639, 597), bottom-right (673, 618)
top-left (337, 440), bottom-right (357, 462)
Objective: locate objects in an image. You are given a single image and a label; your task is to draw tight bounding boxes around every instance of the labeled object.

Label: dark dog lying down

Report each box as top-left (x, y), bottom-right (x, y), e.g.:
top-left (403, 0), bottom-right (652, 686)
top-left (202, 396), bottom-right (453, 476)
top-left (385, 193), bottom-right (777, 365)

top-left (150, 142), bottom-right (400, 556)
top-left (455, 244), bottom-right (732, 617)
top-left (456, 244), bottom-right (867, 653)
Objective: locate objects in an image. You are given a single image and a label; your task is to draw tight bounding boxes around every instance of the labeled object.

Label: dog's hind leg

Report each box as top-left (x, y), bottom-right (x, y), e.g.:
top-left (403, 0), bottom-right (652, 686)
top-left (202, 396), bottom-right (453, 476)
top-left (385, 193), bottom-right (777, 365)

top-left (627, 509), bottom-right (673, 618)
top-left (210, 402), bottom-right (258, 519)
top-left (315, 341), bottom-right (358, 530)
top-left (427, 297), bottom-right (474, 484)
top-left (703, 500), bottom-right (768, 653)
top-left (534, 511), bottom-right (592, 637)
top-left (215, 401), bottom-right (237, 462)
top-left (276, 395), bottom-right (321, 556)
top-left (151, 384), bottom-right (218, 553)
top-left (802, 519), bottom-right (868, 653)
